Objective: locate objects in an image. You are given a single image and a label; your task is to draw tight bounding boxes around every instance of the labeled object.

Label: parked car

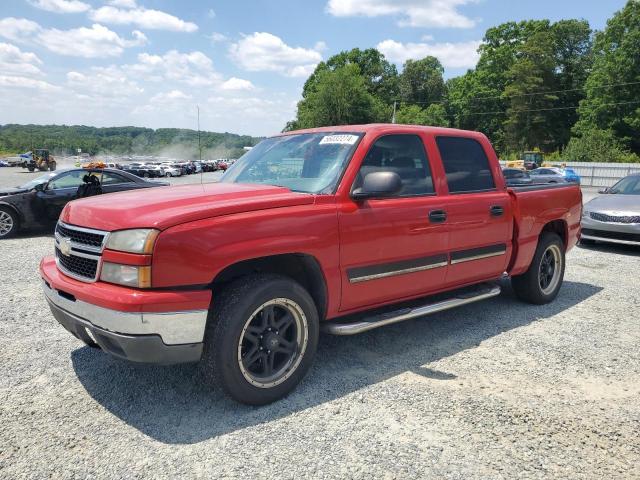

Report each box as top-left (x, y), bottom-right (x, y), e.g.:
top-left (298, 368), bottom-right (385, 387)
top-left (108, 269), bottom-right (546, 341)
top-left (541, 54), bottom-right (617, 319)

top-left (217, 160), bottom-right (229, 171)
top-left (562, 168), bottom-right (581, 184)
top-left (528, 167), bottom-right (567, 184)
top-left (502, 168), bottom-right (533, 186)
top-left (160, 164), bottom-right (182, 177)
top-left (40, 125), bottom-right (581, 405)
top-left (581, 174), bottom-right (640, 246)
top-left (0, 168), bottom-right (169, 238)
top-left (123, 164), bottom-right (164, 178)
top-left (0, 160), bottom-right (9, 167)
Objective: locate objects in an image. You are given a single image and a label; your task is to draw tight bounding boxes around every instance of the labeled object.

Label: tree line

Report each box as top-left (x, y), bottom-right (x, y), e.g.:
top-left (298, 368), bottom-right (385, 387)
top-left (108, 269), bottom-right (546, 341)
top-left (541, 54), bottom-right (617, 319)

top-left (0, 124), bottom-right (261, 159)
top-left (287, 1), bottom-right (640, 163)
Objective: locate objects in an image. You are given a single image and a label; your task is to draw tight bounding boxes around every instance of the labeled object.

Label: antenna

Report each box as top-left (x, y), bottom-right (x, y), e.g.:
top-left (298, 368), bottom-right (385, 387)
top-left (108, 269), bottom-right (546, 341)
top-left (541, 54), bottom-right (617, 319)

top-left (391, 101), bottom-right (397, 124)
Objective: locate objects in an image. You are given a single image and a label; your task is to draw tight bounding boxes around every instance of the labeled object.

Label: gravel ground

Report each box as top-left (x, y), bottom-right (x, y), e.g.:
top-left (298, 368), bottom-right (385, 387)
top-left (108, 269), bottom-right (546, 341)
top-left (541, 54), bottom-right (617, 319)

top-left (0, 168), bottom-right (638, 479)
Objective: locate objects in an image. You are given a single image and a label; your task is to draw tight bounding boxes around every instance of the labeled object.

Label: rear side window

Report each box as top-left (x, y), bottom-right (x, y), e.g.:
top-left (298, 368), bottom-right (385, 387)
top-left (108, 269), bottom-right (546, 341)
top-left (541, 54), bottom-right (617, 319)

top-left (354, 134), bottom-right (434, 196)
top-left (436, 136), bottom-right (496, 193)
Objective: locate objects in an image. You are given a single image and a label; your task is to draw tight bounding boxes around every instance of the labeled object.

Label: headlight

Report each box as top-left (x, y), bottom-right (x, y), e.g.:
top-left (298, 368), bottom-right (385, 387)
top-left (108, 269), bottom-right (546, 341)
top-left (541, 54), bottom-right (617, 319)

top-left (106, 229), bottom-right (159, 254)
top-left (100, 262), bottom-right (152, 288)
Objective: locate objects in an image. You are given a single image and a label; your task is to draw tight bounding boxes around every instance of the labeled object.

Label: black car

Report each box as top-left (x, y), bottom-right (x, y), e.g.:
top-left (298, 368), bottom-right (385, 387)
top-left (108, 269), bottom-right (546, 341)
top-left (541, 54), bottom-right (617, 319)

top-left (0, 168), bottom-right (168, 239)
top-left (502, 168), bottom-right (533, 186)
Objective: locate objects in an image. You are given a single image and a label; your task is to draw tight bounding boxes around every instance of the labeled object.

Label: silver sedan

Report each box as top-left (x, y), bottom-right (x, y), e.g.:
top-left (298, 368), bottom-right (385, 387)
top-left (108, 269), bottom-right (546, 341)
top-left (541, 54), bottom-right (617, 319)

top-left (528, 167), bottom-right (567, 184)
top-left (581, 174), bottom-right (640, 246)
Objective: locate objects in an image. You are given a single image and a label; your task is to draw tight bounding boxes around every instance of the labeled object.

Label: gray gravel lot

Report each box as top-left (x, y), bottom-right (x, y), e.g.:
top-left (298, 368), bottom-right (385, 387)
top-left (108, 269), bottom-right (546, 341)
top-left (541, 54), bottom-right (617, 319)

top-left (0, 168), bottom-right (638, 479)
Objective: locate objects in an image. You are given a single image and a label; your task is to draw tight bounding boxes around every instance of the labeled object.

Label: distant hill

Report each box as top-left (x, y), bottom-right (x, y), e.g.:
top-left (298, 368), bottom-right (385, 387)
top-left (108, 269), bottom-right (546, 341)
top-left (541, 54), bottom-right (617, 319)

top-left (0, 124), bottom-right (262, 159)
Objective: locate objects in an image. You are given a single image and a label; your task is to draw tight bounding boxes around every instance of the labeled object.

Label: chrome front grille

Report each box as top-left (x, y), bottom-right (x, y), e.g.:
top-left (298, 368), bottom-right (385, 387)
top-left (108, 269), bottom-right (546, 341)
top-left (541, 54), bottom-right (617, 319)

top-left (590, 212), bottom-right (640, 224)
top-left (54, 221), bottom-right (109, 282)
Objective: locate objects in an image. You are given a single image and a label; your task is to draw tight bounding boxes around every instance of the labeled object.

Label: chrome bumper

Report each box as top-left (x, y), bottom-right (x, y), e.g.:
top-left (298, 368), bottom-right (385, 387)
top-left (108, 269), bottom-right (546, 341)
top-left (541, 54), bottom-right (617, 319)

top-left (42, 280), bottom-right (208, 345)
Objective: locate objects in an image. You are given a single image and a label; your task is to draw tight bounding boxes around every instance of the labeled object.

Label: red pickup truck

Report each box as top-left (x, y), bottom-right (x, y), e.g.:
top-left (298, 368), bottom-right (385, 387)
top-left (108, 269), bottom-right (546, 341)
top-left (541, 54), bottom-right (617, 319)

top-left (40, 125), bottom-right (582, 404)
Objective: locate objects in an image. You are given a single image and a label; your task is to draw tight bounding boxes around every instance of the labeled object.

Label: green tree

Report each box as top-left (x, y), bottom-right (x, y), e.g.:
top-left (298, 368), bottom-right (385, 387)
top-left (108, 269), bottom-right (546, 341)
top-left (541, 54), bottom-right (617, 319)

top-left (295, 64), bottom-right (378, 128)
top-left (398, 57), bottom-right (445, 106)
top-left (562, 128), bottom-right (639, 163)
top-left (503, 30), bottom-right (558, 152)
top-left (396, 104), bottom-right (449, 127)
top-left (574, 0), bottom-right (640, 154)
top-left (303, 48), bottom-right (398, 104)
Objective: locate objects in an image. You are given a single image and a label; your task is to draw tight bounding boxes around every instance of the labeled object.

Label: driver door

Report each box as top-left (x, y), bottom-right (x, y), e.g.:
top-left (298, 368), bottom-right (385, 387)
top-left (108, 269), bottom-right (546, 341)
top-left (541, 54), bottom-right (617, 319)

top-left (39, 170), bottom-right (87, 222)
top-left (338, 134), bottom-right (449, 311)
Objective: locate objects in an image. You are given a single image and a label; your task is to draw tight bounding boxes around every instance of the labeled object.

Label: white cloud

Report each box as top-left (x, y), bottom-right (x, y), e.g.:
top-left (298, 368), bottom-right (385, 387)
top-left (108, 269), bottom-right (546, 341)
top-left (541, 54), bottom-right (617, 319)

top-left (0, 18), bottom-right (41, 43)
top-left (28, 0), bottom-right (90, 14)
top-left (108, 0), bottom-right (137, 7)
top-left (0, 18), bottom-right (147, 58)
top-left (208, 32), bottom-right (227, 43)
top-left (0, 42), bottom-right (42, 76)
top-left (377, 38), bottom-right (481, 69)
top-left (39, 24), bottom-right (147, 58)
top-left (327, 0), bottom-right (477, 28)
top-left (220, 77), bottom-right (255, 91)
top-left (229, 32), bottom-right (323, 77)
top-left (90, 5), bottom-right (198, 32)
top-left (0, 75), bottom-right (58, 91)
top-left (66, 66), bottom-right (144, 98)
top-left (149, 89), bottom-right (192, 103)
top-left (134, 50), bottom-right (221, 86)
top-left (207, 9), bottom-right (216, 19)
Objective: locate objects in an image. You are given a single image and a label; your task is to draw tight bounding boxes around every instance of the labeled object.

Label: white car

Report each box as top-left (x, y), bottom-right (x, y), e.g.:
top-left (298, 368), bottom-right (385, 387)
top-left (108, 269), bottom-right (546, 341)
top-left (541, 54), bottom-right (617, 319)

top-left (160, 164), bottom-right (182, 177)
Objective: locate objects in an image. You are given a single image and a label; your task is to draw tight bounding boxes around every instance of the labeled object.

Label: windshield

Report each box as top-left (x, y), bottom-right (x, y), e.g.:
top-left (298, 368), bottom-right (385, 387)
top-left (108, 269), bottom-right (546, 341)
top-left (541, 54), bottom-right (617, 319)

top-left (609, 176), bottom-right (640, 195)
top-left (18, 171), bottom-right (60, 189)
top-left (221, 132), bottom-right (362, 194)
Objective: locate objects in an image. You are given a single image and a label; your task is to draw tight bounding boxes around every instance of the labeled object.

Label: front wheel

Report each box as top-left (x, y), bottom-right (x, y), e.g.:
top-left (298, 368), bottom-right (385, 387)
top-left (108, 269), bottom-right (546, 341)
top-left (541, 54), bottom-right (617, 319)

top-left (200, 274), bottom-right (319, 405)
top-left (512, 232), bottom-right (565, 304)
top-left (165, 172), bottom-right (172, 177)
top-left (0, 207), bottom-right (19, 239)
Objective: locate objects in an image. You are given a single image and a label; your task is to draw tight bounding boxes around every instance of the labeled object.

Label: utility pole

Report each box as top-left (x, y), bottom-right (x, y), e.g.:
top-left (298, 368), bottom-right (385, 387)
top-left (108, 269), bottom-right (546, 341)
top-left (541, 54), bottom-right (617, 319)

top-left (391, 101), bottom-right (397, 124)
top-left (197, 105), bottom-right (202, 162)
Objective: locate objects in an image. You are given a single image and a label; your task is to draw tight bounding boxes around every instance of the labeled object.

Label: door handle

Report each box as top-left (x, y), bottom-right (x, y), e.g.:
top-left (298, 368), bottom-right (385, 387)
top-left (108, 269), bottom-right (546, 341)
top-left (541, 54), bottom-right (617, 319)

top-left (490, 205), bottom-right (504, 217)
top-left (429, 209), bottom-right (447, 223)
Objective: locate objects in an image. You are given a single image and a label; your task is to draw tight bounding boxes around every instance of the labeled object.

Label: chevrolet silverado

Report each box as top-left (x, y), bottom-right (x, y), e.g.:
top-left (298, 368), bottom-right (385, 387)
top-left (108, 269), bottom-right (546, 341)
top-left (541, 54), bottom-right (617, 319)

top-left (40, 125), bottom-right (582, 404)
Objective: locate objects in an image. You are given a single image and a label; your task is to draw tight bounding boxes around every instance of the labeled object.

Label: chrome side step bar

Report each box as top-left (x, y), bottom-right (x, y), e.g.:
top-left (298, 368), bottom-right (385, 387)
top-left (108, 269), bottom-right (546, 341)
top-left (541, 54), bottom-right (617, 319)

top-left (322, 284), bottom-right (501, 335)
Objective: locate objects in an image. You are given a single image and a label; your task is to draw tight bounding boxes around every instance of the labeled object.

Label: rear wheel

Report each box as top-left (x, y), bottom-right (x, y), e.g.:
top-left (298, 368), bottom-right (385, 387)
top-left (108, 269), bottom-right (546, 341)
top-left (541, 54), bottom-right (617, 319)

top-left (200, 274), bottom-right (319, 405)
top-left (49, 162), bottom-right (56, 171)
top-left (0, 207), bottom-right (18, 239)
top-left (512, 232), bottom-right (565, 304)
top-left (165, 172), bottom-right (172, 177)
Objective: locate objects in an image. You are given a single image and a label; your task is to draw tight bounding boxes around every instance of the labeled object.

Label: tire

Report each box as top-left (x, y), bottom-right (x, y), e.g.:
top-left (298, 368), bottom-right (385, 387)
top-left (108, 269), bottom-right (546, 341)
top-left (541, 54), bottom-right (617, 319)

top-left (28, 166), bottom-right (34, 172)
top-left (200, 274), bottom-right (319, 405)
top-left (0, 207), bottom-right (19, 239)
top-left (143, 172), bottom-right (150, 178)
top-left (512, 232), bottom-right (565, 304)
top-left (49, 162), bottom-right (56, 171)
top-left (165, 172), bottom-right (172, 177)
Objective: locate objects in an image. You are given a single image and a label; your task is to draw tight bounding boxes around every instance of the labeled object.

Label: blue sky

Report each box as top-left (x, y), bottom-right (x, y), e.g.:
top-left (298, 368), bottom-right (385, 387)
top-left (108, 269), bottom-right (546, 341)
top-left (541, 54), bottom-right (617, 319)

top-left (0, 0), bottom-right (628, 136)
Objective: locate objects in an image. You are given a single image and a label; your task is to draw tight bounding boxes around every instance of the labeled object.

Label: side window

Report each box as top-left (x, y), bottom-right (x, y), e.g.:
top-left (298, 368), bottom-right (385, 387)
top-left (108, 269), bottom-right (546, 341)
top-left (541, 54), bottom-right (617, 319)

top-left (436, 136), bottom-right (496, 193)
top-left (354, 134), bottom-right (434, 196)
top-left (47, 171), bottom-right (86, 190)
top-left (101, 172), bottom-right (129, 185)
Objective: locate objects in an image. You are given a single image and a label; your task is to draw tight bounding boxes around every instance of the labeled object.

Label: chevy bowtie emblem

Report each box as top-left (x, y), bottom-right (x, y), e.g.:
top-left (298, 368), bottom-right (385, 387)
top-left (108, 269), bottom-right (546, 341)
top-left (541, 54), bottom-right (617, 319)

top-left (59, 236), bottom-right (72, 256)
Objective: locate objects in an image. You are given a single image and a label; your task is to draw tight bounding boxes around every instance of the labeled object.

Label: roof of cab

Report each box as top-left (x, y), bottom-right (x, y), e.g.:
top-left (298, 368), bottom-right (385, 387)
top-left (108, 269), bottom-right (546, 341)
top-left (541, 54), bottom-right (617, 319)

top-left (277, 123), bottom-right (488, 140)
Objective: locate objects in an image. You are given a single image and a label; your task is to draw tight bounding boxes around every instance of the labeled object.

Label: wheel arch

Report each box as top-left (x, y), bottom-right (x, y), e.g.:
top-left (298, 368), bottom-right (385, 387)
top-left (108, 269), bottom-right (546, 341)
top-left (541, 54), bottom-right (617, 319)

top-left (211, 253), bottom-right (329, 321)
top-left (541, 219), bottom-right (568, 249)
top-left (0, 201), bottom-right (23, 225)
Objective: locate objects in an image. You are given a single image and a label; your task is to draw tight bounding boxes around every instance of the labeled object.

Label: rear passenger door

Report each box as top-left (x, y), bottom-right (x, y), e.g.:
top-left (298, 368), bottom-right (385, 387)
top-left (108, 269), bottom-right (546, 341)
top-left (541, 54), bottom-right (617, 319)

top-left (338, 134), bottom-right (449, 311)
top-left (434, 136), bottom-right (513, 286)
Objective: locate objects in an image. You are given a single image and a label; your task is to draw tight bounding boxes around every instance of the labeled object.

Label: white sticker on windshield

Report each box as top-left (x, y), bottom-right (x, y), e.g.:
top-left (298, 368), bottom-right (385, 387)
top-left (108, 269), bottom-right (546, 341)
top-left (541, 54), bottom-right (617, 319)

top-left (319, 134), bottom-right (359, 145)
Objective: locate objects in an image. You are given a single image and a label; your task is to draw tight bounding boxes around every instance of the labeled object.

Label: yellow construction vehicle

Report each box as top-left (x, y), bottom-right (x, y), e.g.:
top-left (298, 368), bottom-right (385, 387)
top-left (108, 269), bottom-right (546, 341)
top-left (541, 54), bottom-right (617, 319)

top-left (22, 149), bottom-right (56, 172)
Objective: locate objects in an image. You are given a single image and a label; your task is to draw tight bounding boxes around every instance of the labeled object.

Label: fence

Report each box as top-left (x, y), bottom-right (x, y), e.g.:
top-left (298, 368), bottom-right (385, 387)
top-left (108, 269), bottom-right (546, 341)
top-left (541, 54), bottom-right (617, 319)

top-left (500, 161), bottom-right (640, 187)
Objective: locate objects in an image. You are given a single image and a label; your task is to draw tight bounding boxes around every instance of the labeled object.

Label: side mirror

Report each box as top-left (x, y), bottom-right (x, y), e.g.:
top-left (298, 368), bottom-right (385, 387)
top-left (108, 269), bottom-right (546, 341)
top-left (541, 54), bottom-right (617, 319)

top-left (598, 187), bottom-right (609, 194)
top-left (34, 183), bottom-right (46, 192)
top-left (352, 171), bottom-right (402, 200)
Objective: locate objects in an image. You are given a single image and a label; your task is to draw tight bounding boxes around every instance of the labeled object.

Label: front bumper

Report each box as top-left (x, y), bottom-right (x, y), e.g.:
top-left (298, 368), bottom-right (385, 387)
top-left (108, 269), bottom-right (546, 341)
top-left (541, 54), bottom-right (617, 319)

top-left (41, 256), bottom-right (211, 364)
top-left (581, 215), bottom-right (640, 246)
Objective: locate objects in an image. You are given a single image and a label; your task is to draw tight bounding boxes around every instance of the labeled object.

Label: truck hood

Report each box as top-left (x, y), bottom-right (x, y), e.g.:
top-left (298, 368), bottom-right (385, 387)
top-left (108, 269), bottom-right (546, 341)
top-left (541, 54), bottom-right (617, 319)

top-left (585, 194), bottom-right (640, 215)
top-left (61, 182), bottom-right (315, 231)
